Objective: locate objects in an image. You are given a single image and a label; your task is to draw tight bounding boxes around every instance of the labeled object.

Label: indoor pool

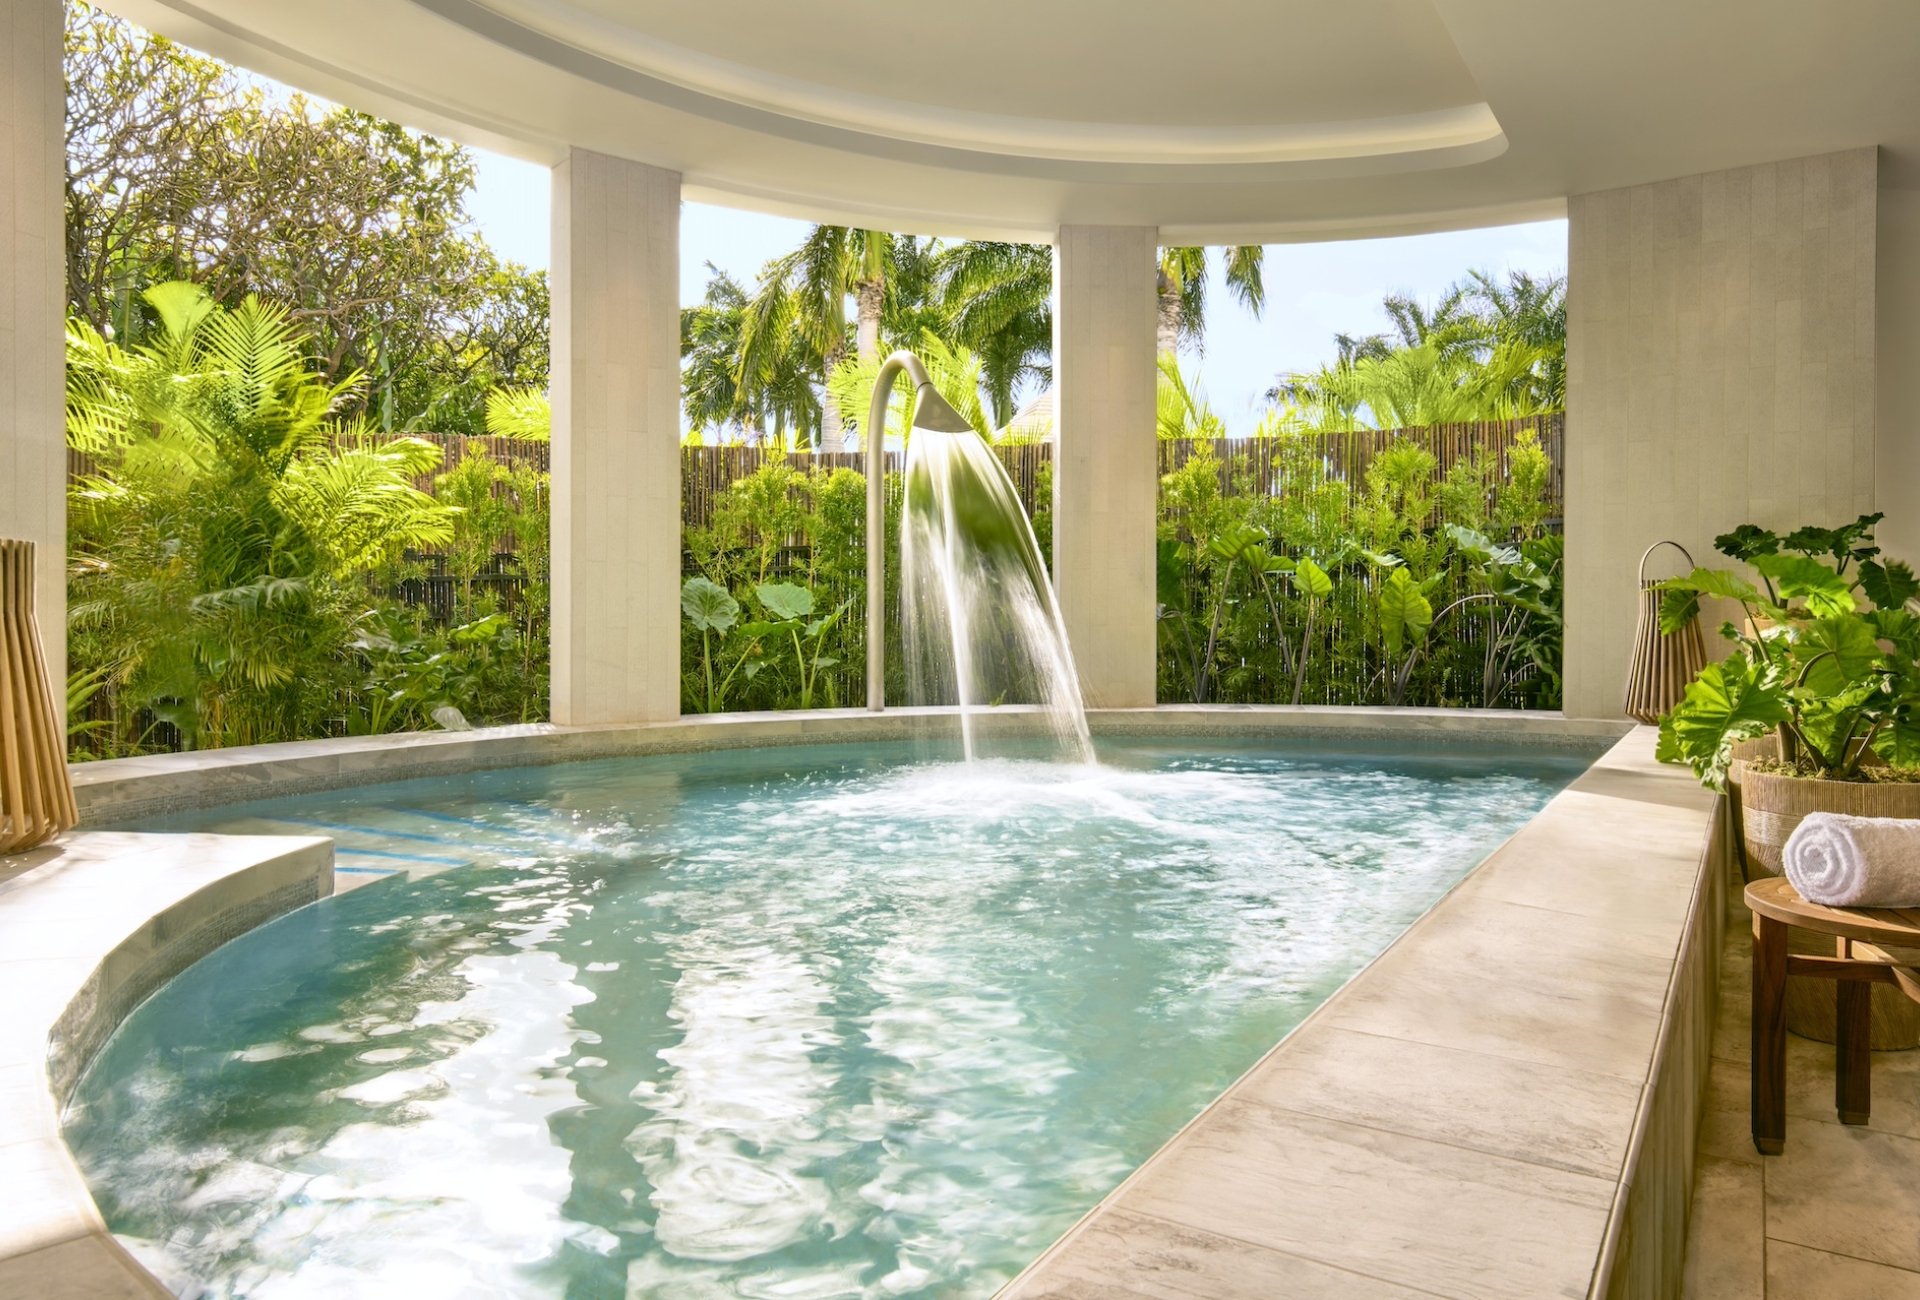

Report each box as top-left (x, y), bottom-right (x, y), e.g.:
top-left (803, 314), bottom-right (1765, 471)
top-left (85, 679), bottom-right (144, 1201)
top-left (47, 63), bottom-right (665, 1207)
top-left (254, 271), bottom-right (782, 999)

top-left (66, 736), bottom-right (1598, 1298)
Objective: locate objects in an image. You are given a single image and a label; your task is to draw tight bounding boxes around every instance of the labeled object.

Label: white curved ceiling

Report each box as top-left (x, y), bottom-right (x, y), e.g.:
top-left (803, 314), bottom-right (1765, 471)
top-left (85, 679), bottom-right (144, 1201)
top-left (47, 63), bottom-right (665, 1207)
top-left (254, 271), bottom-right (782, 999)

top-left (98, 0), bottom-right (1920, 242)
top-left (461, 0), bottom-right (1501, 166)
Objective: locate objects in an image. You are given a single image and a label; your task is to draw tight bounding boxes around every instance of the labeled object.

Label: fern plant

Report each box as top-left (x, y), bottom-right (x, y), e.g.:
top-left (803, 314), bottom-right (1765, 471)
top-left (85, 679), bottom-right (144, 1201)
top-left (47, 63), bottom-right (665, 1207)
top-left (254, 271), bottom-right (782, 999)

top-left (67, 281), bottom-right (455, 750)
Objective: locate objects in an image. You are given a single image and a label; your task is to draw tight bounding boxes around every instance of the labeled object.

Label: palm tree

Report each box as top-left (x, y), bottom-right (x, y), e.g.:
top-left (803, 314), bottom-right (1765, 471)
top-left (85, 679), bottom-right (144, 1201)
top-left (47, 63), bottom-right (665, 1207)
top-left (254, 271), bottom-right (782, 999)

top-left (1266, 332), bottom-right (1389, 431)
top-left (1157, 245), bottom-right (1266, 356)
top-left (936, 240), bottom-right (1053, 426)
top-left (1265, 270), bottom-right (1567, 431)
top-left (1463, 269), bottom-right (1566, 410)
top-left (1157, 354), bottom-right (1227, 440)
top-left (825, 331), bottom-right (995, 446)
top-left (683, 264), bottom-right (822, 445)
top-left (739, 227), bottom-right (923, 449)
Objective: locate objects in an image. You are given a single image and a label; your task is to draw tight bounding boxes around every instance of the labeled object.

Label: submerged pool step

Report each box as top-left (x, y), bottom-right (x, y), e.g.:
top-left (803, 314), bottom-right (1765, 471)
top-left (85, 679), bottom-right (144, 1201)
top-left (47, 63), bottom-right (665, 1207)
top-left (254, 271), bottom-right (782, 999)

top-left (207, 811), bottom-right (552, 887)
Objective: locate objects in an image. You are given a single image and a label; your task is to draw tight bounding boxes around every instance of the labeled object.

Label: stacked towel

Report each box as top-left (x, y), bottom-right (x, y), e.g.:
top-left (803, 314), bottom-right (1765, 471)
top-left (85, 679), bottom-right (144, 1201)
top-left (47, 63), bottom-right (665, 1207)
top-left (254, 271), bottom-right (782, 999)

top-left (1782, 812), bottom-right (1920, 907)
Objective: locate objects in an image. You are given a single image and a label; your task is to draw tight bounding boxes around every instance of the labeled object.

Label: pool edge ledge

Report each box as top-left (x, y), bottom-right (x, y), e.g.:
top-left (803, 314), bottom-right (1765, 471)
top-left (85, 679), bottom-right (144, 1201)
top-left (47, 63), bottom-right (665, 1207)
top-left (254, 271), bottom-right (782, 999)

top-left (0, 832), bottom-right (334, 1298)
top-left (1000, 726), bottom-right (1727, 1300)
top-left (68, 705), bottom-right (1632, 825)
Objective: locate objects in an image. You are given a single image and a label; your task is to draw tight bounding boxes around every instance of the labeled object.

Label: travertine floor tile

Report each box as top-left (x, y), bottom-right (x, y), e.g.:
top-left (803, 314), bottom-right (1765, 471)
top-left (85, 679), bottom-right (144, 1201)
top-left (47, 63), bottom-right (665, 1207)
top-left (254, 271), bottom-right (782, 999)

top-left (1681, 1156), bottom-right (1764, 1298)
top-left (1765, 1241), bottom-right (1920, 1299)
top-left (1115, 1100), bottom-right (1611, 1300)
top-left (1764, 1122), bottom-right (1920, 1271)
top-left (1004, 1209), bottom-right (1441, 1300)
top-left (0, 1233), bottom-right (168, 1299)
top-left (1241, 1025), bottom-right (1641, 1178)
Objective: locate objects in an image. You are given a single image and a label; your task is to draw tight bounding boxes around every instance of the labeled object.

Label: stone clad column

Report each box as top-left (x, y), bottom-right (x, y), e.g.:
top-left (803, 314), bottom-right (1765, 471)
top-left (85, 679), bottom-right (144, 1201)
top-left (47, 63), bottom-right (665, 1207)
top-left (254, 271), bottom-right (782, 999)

top-left (550, 151), bottom-right (682, 724)
top-left (1564, 149), bottom-right (1877, 718)
top-left (0, 0), bottom-right (66, 687)
top-left (1051, 226), bottom-right (1160, 708)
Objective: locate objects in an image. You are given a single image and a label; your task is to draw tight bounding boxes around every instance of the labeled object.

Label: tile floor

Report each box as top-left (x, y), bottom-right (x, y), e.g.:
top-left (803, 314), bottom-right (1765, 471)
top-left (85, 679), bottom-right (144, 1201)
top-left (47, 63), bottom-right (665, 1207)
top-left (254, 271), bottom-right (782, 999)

top-left (1683, 894), bottom-right (1920, 1298)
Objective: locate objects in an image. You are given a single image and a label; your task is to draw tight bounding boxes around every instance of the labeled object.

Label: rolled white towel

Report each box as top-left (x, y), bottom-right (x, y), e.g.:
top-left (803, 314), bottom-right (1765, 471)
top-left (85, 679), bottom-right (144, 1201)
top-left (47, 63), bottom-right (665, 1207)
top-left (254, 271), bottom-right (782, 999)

top-left (1783, 812), bottom-right (1920, 908)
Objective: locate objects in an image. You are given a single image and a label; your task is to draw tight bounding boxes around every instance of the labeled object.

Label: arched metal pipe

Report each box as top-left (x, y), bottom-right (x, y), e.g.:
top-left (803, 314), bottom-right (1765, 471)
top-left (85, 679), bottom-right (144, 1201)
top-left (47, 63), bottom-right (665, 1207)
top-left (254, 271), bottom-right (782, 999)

top-left (864, 350), bottom-right (973, 711)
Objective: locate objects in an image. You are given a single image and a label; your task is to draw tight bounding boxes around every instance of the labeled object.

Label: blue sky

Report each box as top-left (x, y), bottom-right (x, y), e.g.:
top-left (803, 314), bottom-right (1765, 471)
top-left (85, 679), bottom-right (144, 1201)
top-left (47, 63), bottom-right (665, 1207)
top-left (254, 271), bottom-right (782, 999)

top-left (467, 150), bottom-right (1566, 437)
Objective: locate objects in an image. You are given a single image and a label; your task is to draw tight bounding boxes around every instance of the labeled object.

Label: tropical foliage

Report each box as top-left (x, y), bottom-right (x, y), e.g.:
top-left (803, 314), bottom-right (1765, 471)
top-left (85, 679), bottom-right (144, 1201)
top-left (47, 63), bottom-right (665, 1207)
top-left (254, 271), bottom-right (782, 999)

top-left (1157, 245), bottom-right (1266, 356)
top-left (1268, 270), bottom-right (1565, 431)
top-left (1657, 515), bottom-right (1920, 788)
top-left (65, 2), bottom-right (547, 436)
top-left (62, 0), bottom-right (1575, 754)
top-left (67, 283), bottom-right (448, 749)
top-left (1151, 429), bottom-right (1561, 710)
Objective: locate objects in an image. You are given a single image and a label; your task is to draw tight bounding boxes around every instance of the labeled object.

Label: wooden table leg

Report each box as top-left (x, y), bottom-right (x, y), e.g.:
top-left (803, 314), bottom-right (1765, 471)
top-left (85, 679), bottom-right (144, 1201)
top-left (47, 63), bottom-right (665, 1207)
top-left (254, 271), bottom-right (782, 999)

top-left (1836, 944), bottom-right (1872, 1125)
top-left (1752, 912), bottom-right (1787, 1154)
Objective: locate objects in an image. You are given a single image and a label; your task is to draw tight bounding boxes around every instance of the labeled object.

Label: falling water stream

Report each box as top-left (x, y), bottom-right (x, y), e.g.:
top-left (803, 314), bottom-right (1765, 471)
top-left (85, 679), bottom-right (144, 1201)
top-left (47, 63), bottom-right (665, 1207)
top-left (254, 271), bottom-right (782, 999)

top-left (899, 427), bottom-right (1092, 762)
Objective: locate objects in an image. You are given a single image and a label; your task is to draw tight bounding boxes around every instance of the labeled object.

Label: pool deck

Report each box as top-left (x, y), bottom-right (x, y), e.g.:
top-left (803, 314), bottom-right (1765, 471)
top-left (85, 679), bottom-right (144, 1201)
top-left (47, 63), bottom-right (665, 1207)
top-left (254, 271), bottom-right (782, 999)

top-left (1004, 725), bottom-right (1724, 1300)
top-left (1, 706), bottom-right (1730, 1299)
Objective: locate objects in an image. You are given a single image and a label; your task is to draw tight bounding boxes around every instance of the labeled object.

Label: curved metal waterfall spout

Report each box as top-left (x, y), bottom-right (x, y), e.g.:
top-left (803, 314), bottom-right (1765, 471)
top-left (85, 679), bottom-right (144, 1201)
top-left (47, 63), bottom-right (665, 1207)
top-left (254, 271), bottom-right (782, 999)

top-left (864, 350), bottom-right (974, 711)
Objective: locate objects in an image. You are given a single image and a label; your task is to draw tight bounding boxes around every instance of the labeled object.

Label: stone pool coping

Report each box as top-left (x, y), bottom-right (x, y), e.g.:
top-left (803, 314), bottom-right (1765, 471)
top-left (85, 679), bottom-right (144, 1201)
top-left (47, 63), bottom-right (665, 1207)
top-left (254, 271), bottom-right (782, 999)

top-left (5, 705), bottom-right (1718, 1298)
top-left (0, 832), bottom-right (334, 1297)
top-left (1003, 724), bottom-right (1726, 1300)
top-left (70, 703), bottom-right (1630, 824)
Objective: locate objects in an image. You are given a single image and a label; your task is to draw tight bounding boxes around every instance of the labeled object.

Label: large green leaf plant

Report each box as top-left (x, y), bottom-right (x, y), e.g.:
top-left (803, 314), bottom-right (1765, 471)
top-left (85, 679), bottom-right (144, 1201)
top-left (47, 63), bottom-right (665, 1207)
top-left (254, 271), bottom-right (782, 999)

top-left (1656, 514), bottom-right (1920, 789)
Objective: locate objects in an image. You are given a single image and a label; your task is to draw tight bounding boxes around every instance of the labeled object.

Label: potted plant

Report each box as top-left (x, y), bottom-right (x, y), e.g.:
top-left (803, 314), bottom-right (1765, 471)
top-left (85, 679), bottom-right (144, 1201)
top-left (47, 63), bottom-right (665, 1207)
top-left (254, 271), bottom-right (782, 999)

top-left (1657, 513), bottom-right (1920, 1046)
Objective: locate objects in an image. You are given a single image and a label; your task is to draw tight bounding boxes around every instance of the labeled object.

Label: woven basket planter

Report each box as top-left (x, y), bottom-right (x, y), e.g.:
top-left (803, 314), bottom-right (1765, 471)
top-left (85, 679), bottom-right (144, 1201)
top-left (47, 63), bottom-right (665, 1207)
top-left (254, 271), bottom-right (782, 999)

top-left (1, 539), bottom-right (76, 855)
top-left (1733, 736), bottom-right (1920, 1049)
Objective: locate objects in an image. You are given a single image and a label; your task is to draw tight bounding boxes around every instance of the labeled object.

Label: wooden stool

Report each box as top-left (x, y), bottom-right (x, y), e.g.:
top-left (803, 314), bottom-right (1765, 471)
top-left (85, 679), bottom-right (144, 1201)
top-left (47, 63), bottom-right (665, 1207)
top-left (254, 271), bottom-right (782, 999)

top-left (1745, 876), bottom-right (1920, 1154)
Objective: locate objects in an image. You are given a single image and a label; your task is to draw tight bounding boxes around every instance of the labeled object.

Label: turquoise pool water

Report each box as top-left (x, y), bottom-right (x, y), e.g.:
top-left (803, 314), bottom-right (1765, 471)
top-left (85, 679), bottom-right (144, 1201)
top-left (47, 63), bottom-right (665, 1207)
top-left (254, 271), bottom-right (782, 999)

top-left (66, 737), bottom-right (1597, 1298)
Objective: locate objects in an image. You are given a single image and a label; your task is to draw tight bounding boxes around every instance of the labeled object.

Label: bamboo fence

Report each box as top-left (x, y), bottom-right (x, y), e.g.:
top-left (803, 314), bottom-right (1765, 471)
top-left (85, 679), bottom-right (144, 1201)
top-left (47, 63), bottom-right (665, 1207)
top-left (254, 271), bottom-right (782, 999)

top-left (64, 416), bottom-right (1566, 730)
top-left (66, 414), bottom-right (1563, 540)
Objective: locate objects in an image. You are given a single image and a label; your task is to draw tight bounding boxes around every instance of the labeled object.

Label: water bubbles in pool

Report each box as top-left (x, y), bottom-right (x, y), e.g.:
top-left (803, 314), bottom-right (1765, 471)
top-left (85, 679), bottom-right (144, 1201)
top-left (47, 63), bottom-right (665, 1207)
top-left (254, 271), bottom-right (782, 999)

top-left (66, 738), bottom-right (1593, 1298)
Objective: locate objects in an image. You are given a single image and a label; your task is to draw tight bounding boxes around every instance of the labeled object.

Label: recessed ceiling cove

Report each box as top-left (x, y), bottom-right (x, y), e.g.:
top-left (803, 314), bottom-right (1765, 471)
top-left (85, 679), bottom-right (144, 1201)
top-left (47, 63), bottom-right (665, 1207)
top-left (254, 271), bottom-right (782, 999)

top-left (419, 0), bottom-right (1505, 174)
top-left (94, 0), bottom-right (1920, 241)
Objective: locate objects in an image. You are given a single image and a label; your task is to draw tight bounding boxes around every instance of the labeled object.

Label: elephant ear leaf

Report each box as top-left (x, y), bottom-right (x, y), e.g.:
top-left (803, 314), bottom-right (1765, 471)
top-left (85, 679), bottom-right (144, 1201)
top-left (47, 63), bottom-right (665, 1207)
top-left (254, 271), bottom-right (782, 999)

top-left (1714, 524), bottom-right (1780, 562)
top-left (1880, 700), bottom-right (1920, 768)
top-left (1658, 586), bottom-right (1702, 635)
top-left (1659, 567), bottom-right (1772, 633)
top-left (754, 582), bottom-right (815, 621)
top-left (1378, 567), bottom-right (1433, 658)
top-left (1860, 558), bottom-right (1920, 611)
top-left (1753, 554), bottom-right (1855, 617)
top-left (1658, 652), bottom-right (1789, 790)
top-left (680, 576), bottom-right (739, 634)
top-left (1292, 556), bottom-right (1333, 601)
top-left (1871, 608), bottom-right (1920, 660)
top-left (1680, 567), bottom-right (1764, 601)
top-left (1789, 614), bottom-right (1882, 696)
top-left (1443, 523), bottom-right (1520, 568)
top-left (1205, 521), bottom-right (1270, 565)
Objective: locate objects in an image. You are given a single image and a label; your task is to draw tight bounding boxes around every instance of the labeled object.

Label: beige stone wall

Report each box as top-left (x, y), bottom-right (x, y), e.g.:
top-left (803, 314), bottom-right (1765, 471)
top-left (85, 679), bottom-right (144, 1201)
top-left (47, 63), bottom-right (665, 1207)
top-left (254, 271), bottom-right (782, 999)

top-left (1876, 165), bottom-right (1920, 564)
top-left (1564, 148), bottom-right (1878, 719)
top-left (0, 0), bottom-right (66, 683)
top-left (550, 151), bottom-right (682, 724)
top-left (1051, 226), bottom-right (1159, 708)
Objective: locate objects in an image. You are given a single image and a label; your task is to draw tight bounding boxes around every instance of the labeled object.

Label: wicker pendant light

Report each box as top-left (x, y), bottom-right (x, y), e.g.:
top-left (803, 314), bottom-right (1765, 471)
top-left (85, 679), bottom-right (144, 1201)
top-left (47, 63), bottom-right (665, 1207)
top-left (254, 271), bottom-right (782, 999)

top-left (1, 540), bottom-right (77, 853)
top-left (1623, 539), bottom-right (1708, 725)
